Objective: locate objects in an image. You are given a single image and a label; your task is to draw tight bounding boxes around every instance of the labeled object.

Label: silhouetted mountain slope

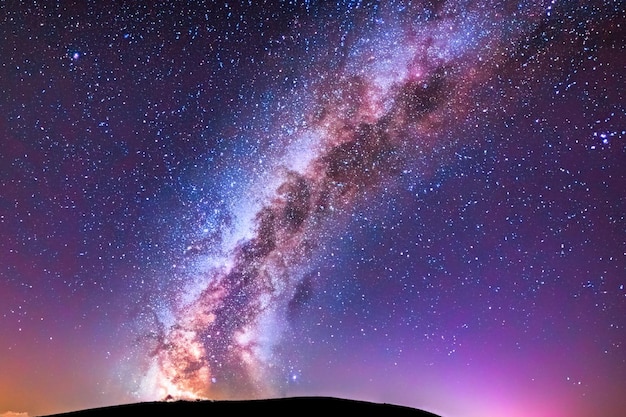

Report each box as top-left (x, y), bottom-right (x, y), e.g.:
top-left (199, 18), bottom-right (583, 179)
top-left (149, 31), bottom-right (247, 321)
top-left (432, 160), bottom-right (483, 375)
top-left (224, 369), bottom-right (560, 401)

top-left (41, 397), bottom-right (442, 417)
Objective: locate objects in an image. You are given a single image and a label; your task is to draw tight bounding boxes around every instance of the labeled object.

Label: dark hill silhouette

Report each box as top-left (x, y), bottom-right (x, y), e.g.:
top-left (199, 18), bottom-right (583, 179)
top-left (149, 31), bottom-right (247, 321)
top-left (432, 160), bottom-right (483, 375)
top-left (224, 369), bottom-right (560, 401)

top-left (41, 397), bottom-right (442, 417)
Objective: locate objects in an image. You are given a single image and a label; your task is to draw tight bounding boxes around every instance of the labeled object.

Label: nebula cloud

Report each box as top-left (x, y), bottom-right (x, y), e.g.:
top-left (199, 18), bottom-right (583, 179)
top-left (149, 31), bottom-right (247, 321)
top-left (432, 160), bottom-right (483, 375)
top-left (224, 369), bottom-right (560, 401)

top-left (140, 1), bottom-right (545, 400)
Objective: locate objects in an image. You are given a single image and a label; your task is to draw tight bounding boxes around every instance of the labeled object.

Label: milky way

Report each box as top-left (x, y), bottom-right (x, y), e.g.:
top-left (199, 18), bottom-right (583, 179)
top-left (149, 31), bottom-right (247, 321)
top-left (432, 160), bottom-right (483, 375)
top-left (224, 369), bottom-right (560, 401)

top-left (1, 1), bottom-right (624, 417)
top-left (138, 0), bottom-right (584, 401)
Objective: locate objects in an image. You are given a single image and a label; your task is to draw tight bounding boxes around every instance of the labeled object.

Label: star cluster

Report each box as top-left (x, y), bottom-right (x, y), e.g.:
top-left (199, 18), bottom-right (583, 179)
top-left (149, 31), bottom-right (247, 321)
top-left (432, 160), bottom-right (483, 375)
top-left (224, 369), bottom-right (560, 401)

top-left (1, 2), bottom-right (624, 417)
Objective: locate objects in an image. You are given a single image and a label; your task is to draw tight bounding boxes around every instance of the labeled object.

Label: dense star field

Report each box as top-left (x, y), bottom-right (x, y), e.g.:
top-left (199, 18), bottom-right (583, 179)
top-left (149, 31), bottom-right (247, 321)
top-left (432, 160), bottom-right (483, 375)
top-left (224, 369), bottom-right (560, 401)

top-left (1, 1), bottom-right (624, 417)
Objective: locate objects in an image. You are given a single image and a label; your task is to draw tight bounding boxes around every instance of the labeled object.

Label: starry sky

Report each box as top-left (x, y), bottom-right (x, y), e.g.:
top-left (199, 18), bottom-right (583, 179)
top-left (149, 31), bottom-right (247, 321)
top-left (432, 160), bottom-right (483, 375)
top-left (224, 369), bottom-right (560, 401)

top-left (1, 1), bottom-right (624, 417)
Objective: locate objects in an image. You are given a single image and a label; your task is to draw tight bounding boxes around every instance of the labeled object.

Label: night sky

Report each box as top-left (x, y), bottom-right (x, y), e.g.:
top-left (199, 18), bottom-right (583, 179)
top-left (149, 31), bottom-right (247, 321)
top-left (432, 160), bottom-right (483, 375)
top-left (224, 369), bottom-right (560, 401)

top-left (1, 1), bottom-right (624, 417)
